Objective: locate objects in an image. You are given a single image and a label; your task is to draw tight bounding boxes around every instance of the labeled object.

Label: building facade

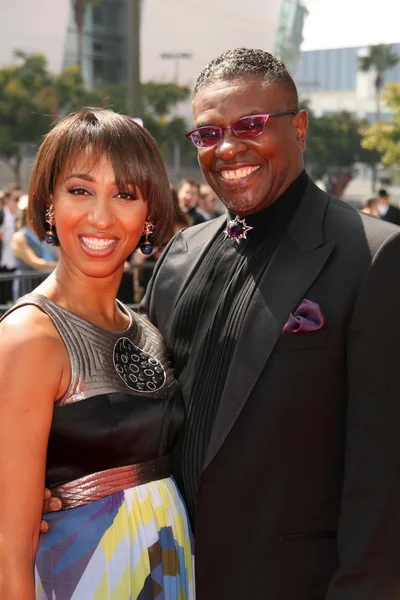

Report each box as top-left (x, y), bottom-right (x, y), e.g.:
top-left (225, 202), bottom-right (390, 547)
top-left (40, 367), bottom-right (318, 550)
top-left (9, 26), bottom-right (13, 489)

top-left (63, 0), bottom-right (130, 89)
top-left (0, 0), bottom-right (308, 185)
top-left (295, 44), bottom-right (400, 121)
top-left (0, 0), bottom-right (70, 73)
top-left (0, 0), bottom-right (305, 93)
top-left (274, 0), bottom-right (309, 74)
top-left (140, 0), bottom-right (302, 120)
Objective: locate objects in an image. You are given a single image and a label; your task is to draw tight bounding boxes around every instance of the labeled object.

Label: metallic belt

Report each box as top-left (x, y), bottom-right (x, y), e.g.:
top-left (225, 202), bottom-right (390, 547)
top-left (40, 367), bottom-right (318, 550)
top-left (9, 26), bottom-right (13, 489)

top-left (50, 455), bottom-right (171, 510)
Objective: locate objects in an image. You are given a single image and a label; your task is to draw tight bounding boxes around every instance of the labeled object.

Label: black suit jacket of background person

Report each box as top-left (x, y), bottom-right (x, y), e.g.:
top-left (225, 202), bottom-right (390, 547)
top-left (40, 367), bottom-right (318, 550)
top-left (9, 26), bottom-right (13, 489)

top-left (381, 203), bottom-right (400, 226)
top-left (187, 205), bottom-right (206, 226)
top-left (141, 177), bottom-right (400, 600)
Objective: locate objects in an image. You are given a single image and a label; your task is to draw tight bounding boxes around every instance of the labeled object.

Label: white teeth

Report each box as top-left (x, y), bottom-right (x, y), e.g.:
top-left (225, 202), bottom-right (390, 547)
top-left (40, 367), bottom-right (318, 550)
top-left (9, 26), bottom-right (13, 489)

top-left (81, 237), bottom-right (115, 250)
top-left (221, 166), bottom-right (259, 180)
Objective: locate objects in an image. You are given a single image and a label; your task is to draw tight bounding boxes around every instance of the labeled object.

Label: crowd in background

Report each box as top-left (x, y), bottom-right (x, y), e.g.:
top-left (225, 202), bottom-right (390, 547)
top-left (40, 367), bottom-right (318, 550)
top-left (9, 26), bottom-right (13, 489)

top-left (3, 178), bottom-right (400, 311)
top-left (361, 188), bottom-right (400, 225)
top-left (0, 178), bottom-right (223, 309)
top-left (0, 184), bottom-right (57, 307)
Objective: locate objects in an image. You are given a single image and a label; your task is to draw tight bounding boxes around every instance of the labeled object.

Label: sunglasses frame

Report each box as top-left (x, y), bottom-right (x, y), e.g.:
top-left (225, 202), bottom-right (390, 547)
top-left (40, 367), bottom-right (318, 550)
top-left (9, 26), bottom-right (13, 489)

top-left (186, 111), bottom-right (297, 148)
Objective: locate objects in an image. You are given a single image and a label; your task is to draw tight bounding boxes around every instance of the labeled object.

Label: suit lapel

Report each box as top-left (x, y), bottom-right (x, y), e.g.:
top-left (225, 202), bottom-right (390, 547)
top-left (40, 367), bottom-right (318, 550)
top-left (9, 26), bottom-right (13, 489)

top-left (204, 181), bottom-right (335, 470)
top-left (153, 215), bottom-right (226, 336)
top-left (167, 215), bottom-right (226, 313)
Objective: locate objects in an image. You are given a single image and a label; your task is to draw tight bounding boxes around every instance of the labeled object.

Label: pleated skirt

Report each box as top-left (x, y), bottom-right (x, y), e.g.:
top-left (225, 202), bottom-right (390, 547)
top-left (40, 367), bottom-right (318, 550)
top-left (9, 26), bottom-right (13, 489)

top-left (35, 477), bottom-right (195, 599)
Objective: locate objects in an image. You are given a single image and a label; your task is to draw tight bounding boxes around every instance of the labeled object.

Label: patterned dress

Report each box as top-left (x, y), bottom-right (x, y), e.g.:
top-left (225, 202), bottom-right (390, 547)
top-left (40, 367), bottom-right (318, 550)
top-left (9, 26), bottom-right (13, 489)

top-left (3, 294), bottom-right (194, 600)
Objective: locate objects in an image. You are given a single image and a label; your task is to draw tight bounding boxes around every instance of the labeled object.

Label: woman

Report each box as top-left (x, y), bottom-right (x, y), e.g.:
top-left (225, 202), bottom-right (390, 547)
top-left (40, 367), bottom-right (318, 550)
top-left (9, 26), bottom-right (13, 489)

top-left (0, 108), bottom-right (194, 599)
top-left (12, 194), bottom-right (58, 300)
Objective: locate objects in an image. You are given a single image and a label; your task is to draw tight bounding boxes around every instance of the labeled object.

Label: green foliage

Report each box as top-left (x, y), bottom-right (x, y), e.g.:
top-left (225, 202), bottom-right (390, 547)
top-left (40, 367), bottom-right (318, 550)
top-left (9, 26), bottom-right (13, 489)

top-left (0, 50), bottom-right (108, 181)
top-left (361, 83), bottom-right (400, 164)
top-left (359, 43), bottom-right (400, 87)
top-left (87, 81), bottom-right (194, 162)
top-left (0, 51), bottom-right (196, 182)
top-left (358, 43), bottom-right (400, 128)
top-left (0, 51), bottom-right (56, 182)
top-left (0, 51), bottom-right (53, 135)
top-left (303, 105), bottom-right (381, 181)
top-left (141, 82), bottom-right (190, 117)
top-left (85, 83), bottom-right (129, 113)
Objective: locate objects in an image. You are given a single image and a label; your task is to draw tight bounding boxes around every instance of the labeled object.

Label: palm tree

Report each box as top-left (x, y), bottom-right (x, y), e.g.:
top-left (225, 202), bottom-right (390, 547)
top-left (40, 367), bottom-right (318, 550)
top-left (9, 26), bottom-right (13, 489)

top-left (359, 43), bottom-right (400, 122)
top-left (72, 0), bottom-right (101, 72)
top-left (358, 43), bottom-right (400, 190)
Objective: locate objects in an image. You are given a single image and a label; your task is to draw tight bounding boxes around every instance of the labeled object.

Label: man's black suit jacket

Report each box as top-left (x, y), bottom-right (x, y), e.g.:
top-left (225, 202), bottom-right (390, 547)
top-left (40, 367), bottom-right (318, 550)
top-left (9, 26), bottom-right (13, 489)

top-left (141, 179), bottom-right (400, 600)
top-left (381, 203), bottom-right (400, 226)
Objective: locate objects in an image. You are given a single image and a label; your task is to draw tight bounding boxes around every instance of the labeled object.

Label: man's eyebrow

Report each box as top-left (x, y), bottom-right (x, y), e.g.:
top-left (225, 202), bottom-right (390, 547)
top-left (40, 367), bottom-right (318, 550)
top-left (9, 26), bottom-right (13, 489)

top-left (194, 111), bottom-right (263, 128)
top-left (194, 121), bottom-right (212, 128)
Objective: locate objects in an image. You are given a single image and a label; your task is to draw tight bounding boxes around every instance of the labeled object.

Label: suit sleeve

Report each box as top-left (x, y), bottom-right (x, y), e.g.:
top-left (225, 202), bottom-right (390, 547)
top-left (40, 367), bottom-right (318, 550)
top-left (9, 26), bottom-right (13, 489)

top-left (327, 230), bottom-right (400, 599)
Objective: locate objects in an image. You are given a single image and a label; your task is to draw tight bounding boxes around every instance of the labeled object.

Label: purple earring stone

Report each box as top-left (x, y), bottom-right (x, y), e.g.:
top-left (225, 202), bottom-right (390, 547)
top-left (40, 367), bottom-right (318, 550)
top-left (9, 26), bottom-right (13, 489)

top-left (225, 215), bottom-right (253, 244)
top-left (45, 232), bottom-right (57, 245)
top-left (140, 242), bottom-right (153, 255)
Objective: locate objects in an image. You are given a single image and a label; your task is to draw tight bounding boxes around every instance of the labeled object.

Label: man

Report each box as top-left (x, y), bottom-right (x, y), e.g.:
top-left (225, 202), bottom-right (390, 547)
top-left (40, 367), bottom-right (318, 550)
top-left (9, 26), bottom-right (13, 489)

top-left (141, 48), bottom-right (400, 599)
top-left (177, 177), bottom-right (205, 225)
top-left (198, 183), bottom-right (223, 220)
top-left (377, 187), bottom-right (400, 225)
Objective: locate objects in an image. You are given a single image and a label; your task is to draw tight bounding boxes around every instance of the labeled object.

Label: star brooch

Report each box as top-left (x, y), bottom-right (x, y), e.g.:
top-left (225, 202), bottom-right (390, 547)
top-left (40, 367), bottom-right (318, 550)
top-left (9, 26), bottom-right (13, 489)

top-left (225, 215), bottom-right (253, 244)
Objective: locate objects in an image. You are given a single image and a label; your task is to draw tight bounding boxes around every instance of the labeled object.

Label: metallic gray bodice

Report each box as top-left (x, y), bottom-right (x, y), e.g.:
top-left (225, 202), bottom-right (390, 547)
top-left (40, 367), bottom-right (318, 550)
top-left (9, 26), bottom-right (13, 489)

top-left (5, 293), bottom-right (174, 406)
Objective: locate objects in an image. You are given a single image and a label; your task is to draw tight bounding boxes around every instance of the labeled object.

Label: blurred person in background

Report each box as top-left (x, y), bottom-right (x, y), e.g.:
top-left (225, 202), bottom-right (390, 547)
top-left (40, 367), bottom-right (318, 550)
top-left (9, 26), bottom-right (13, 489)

top-left (377, 188), bottom-right (400, 225)
top-left (12, 194), bottom-right (58, 300)
top-left (9, 183), bottom-right (23, 203)
top-left (177, 178), bottom-right (205, 225)
top-left (0, 107), bottom-right (194, 600)
top-left (198, 183), bottom-right (223, 220)
top-left (171, 184), bottom-right (193, 234)
top-left (361, 197), bottom-right (380, 217)
top-left (115, 254), bottom-right (137, 304)
top-left (131, 184), bottom-right (191, 302)
top-left (0, 189), bottom-right (19, 305)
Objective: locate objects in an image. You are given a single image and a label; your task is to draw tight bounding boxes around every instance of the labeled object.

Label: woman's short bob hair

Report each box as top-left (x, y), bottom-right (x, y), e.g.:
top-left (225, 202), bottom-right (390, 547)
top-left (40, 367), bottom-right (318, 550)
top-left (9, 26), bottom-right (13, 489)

top-left (28, 107), bottom-right (173, 246)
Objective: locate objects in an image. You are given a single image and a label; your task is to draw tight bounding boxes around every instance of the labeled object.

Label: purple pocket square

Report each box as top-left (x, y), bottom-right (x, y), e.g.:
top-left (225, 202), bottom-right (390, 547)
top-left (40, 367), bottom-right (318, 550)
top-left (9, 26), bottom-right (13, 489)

top-left (282, 299), bottom-right (326, 334)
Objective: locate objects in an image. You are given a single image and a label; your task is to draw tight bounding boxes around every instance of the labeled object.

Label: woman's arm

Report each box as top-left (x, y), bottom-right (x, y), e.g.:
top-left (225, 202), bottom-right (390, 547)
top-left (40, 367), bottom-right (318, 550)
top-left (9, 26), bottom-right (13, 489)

top-left (0, 307), bottom-right (63, 600)
top-left (12, 232), bottom-right (57, 271)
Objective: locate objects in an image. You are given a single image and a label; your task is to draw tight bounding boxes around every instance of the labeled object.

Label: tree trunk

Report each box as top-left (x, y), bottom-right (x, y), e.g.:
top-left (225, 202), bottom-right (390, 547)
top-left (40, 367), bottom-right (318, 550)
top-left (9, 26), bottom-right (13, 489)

top-left (371, 164), bottom-right (378, 193)
top-left (375, 73), bottom-right (382, 122)
top-left (331, 170), bottom-right (353, 199)
top-left (371, 74), bottom-right (383, 192)
top-left (3, 154), bottom-right (22, 185)
top-left (77, 29), bottom-right (83, 71)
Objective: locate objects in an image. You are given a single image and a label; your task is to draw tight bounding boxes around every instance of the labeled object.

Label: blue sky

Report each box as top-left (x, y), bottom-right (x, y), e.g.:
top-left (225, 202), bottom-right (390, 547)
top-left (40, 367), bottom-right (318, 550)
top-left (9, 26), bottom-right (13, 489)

top-left (302, 0), bottom-right (400, 50)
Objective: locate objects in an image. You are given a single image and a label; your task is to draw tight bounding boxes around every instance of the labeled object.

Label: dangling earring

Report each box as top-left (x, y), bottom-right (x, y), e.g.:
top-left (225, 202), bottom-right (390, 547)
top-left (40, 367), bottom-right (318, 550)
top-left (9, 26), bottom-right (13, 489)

top-left (140, 220), bottom-right (154, 255)
top-left (44, 204), bottom-right (58, 245)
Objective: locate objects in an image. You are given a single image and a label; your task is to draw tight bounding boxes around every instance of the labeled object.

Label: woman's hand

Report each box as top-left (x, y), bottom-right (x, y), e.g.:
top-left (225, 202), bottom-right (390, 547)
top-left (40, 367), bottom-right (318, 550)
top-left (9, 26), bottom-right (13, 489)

top-left (40, 489), bottom-right (62, 532)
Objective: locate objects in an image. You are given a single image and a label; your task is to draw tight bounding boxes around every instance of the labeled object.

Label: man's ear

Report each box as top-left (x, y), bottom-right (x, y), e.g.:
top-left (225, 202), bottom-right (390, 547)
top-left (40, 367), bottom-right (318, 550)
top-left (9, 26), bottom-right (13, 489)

top-left (293, 110), bottom-right (308, 152)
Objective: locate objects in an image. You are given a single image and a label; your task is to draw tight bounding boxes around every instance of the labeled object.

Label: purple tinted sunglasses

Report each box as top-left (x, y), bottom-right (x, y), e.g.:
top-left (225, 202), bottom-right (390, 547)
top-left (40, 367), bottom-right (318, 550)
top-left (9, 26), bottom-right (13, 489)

top-left (186, 111), bottom-right (296, 148)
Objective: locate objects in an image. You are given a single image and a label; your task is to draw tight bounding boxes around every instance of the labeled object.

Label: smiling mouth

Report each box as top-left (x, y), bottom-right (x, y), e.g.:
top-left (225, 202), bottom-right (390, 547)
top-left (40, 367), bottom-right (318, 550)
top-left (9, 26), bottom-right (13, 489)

top-left (220, 165), bottom-right (260, 181)
top-left (81, 236), bottom-right (116, 250)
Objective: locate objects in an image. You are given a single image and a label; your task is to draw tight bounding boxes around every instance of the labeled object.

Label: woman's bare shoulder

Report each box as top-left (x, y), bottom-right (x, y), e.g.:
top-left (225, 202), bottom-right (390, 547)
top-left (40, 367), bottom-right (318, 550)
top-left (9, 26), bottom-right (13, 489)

top-left (0, 304), bottom-right (64, 359)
